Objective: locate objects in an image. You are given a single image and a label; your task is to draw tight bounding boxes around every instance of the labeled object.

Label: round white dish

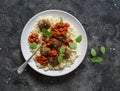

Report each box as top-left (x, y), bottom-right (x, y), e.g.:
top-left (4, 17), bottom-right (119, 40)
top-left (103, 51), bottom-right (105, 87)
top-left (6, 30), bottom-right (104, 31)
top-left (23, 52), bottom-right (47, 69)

top-left (21, 10), bottom-right (87, 76)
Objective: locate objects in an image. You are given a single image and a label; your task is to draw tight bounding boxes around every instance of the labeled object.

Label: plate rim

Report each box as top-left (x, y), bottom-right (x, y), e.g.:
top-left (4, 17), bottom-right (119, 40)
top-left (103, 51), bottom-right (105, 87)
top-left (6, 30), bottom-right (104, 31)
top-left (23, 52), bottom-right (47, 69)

top-left (20, 9), bottom-right (88, 76)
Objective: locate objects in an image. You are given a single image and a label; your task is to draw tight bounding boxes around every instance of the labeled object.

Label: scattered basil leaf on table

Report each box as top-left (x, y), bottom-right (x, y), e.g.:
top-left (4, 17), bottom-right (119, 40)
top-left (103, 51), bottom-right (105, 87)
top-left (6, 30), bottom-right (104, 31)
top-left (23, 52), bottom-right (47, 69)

top-left (30, 42), bottom-right (38, 49)
top-left (90, 46), bottom-right (106, 63)
top-left (90, 57), bottom-right (103, 63)
top-left (100, 46), bottom-right (106, 54)
top-left (69, 42), bottom-right (77, 49)
top-left (75, 35), bottom-right (82, 43)
top-left (91, 48), bottom-right (97, 57)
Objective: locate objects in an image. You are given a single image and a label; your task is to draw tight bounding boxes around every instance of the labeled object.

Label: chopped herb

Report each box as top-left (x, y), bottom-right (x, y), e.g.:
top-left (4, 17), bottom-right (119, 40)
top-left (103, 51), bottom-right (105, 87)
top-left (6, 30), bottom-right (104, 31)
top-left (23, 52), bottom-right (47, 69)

top-left (60, 46), bottom-right (65, 54)
top-left (100, 46), bottom-right (106, 54)
top-left (75, 35), bottom-right (82, 43)
top-left (69, 42), bottom-right (77, 49)
top-left (60, 17), bottom-right (63, 23)
top-left (42, 28), bottom-right (52, 41)
top-left (30, 42), bottom-right (38, 49)
top-left (91, 48), bottom-right (97, 57)
top-left (90, 57), bottom-right (103, 63)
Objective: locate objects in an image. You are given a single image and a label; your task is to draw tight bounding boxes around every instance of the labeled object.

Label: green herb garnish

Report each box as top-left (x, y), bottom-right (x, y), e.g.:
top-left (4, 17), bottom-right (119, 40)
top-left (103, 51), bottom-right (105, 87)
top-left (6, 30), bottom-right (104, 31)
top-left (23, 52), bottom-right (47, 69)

top-left (58, 54), bottom-right (64, 63)
top-left (60, 46), bottom-right (65, 54)
top-left (30, 42), bottom-right (38, 49)
top-left (58, 46), bottom-right (65, 63)
top-left (42, 28), bottom-right (52, 41)
top-left (60, 17), bottom-right (63, 23)
top-left (90, 57), bottom-right (103, 63)
top-left (69, 42), bottom-right (77, 49)
top-left (91, 48), bottom-right (97, 57)
top-left (100, 46), bottom-right (106, 54)
top-left (75, 35), bottom-right (82, 43)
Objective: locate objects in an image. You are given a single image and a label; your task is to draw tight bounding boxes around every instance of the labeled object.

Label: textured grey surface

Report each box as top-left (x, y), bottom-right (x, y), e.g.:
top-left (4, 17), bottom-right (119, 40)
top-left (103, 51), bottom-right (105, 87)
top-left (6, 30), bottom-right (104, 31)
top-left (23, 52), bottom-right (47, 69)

top-left (0, 0), bottom-right (120, 91)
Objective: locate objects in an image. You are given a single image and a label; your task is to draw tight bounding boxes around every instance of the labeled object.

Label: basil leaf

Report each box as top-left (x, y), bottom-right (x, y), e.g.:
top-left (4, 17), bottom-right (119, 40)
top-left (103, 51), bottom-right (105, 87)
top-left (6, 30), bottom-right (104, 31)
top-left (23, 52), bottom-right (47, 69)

top-left (60, 54), bottom-right (64, 56)
top-left (60, 46), bottom-right (65, 54)
top-left (42, 28), bottom-right (53, 41)
top-left (30, 42), bottom-right (38, 49)
top-left (75, 35), bottom-right (82, 43)
top-left (100, 46), bottom-right (106, 54)
top-left (91, 57), bottom-right (103, 63)
top-left (60, 17), bottom-right (63, 23)
top-left (69, 42), bottom-right (77, 49)
top-left (91, 48), bottom-right (97, 57)
top-left (58, 46), bottom-right (65, 63)
top-left (46, 36), bottom-right (49, 41)
top-left (42, 28), bottom-right (47, 32)
top-left (58, 54), bottom-right (63, 63)
top-left (42, 28), bottom-right (50, 36)
top-left (49, 31), bottom-right (53, 37)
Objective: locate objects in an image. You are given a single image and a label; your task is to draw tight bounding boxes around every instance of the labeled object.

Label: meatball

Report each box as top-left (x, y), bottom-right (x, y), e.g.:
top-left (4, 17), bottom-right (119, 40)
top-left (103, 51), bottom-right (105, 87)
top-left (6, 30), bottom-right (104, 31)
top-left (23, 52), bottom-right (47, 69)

top-left (64, 48), bottom-right (71, 59)
top-left (57, 35), bottom-right (67, 42)
top-left (48, 56), bottom-right (59, 67)
top-left (38, 19), bottom-right (51, 30)
top-left (50, 39), bottom-right (62, 49)
top-left (40, 45), bottom-right (50, 56)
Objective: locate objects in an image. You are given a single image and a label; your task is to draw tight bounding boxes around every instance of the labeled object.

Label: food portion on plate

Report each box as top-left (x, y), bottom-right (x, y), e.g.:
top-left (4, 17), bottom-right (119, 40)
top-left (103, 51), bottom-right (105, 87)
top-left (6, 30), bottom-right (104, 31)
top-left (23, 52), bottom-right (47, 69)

top-left (28, 16), bottom-right (82, 71)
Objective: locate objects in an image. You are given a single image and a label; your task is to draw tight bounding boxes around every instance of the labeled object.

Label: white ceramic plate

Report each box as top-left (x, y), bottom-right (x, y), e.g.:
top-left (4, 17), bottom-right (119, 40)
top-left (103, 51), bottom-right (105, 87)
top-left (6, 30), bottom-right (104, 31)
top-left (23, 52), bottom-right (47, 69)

top-left (21, 10), bottom-right (87, 76)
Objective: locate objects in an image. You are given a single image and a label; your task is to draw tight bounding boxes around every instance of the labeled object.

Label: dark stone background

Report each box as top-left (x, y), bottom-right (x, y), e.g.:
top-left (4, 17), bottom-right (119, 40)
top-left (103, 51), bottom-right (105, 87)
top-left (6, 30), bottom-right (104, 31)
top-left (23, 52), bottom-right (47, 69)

top-left (0, 0), bottom-right (120, 91)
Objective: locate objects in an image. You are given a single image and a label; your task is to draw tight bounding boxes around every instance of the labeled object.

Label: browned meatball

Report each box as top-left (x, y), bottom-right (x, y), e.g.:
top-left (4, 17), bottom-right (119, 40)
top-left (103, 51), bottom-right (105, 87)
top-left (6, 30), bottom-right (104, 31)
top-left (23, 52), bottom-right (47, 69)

top-left (64, 48), bottom-right (71, 59)
top-left (40, 45), bottom-right (50, 56)
top-left (57, 35), bottom-right (67, 42)
top-left (50, 39), bottom-right (62, 49)
top-left (38, 19), bottom-right (51, 30)
top-left (48, 56), bottom-right (59, 67)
